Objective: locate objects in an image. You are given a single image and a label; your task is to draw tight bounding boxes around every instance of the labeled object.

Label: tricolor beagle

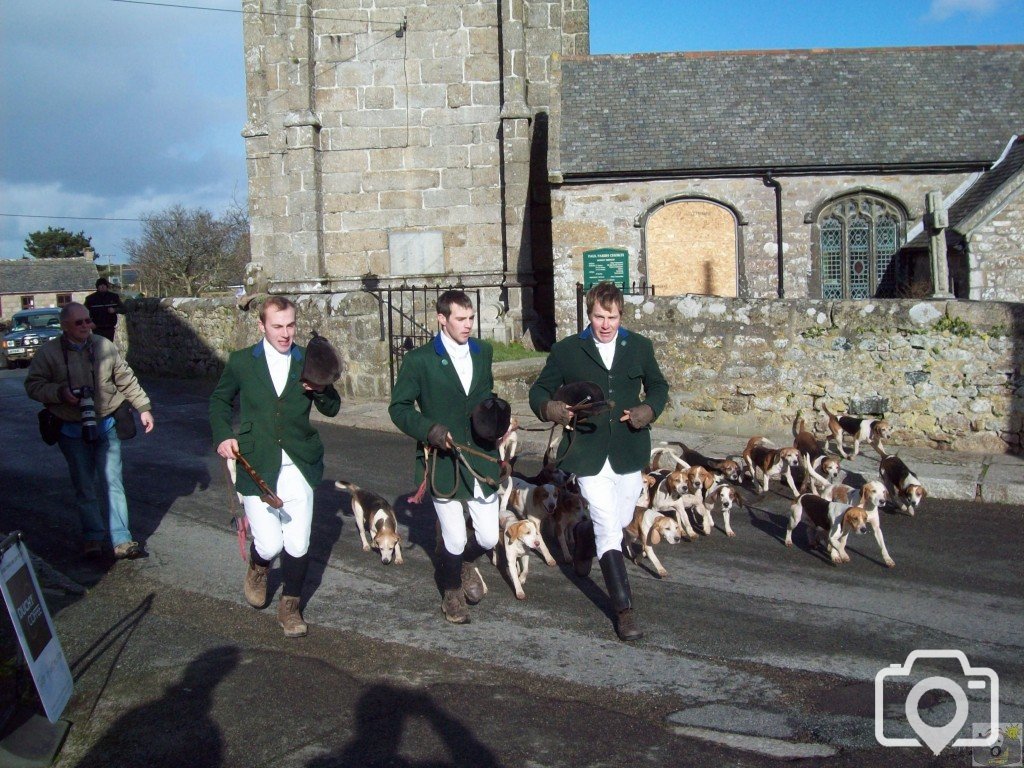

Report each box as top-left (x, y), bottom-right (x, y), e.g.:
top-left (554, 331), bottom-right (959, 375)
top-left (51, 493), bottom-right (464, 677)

top-left (743, 436), bottom-right (801, 498)
top-left (792, 412), bottom-right (842, 494)
top-left (786, 494), bottom-right (871, 565)
top-left (822, 480), bottom-right (895, 567)
top-left (879, 454), bottom-right (927, 516)
top-left (822, 404), bottom-right (892, 458)
top-left (336, 480), bottom-right (403, 565)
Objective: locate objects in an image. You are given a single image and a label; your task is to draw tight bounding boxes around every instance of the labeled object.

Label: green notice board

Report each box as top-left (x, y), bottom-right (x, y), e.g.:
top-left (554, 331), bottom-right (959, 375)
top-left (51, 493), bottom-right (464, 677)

top-left (582, 248), bottom-right (629, 291)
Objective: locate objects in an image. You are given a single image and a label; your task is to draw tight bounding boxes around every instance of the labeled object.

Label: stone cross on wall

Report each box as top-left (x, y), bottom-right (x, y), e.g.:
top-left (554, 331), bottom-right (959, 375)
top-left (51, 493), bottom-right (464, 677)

top-left (926, 189), bottom-right (954, 298)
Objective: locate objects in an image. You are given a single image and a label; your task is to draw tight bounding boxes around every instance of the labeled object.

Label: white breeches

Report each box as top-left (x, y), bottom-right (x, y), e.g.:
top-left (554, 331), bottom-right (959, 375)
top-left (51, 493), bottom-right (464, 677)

top-left (433, 479), bottom-right (500, 556)
top-left (243, 462), bottom-right (314, 560)
top-left (577, 459), bottom-right (643, 558)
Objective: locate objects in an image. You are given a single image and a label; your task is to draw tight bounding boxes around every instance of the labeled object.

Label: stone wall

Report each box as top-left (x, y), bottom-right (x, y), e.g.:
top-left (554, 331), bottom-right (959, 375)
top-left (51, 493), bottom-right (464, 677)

top-left (120, 291), bottom-right (1024, 454)
top-left (121, 293), bottom-right (391, 400)
top-left (966, 180), bottom-right (1024, 301)
top-left (617, 294), bottom-right (1024, 453)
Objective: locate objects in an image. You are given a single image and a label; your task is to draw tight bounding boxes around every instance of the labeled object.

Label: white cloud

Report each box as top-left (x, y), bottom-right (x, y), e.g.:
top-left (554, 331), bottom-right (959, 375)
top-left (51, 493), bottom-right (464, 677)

top-left (926, 0), bottom-right (1004, 21)
top-left (0, 0), bottom-right (246, 263)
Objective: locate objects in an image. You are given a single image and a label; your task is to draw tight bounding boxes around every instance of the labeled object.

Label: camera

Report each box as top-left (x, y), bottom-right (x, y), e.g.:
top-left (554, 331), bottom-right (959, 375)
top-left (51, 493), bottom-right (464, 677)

top-left (874, 649), bottom-right (1000, 754)
top-left (73, 386), bottom-right (98, 444)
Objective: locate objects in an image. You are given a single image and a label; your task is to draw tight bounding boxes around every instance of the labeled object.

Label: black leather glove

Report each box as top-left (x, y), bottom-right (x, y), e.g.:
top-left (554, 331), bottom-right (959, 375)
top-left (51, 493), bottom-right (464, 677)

top-left (625, 404), bottom-right (655, 429)
top-left (426, 423), bottom-right (451, 450)
top-left (542, 400), bottom-right (574, 426)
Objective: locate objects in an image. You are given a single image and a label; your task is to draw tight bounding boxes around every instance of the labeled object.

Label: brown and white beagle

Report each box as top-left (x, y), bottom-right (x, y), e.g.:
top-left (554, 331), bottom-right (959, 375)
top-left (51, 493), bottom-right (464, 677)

top-left (879, 454), bottom-right (927, 516)
top-left (649, 468), bottom-right (707, 540)
top-left (624, 506), bottom-right (684, 578)
top-left (743, 436), bottom-right (801, 497)
top-left (497, 512), bottom-right (553, 599)
top-left (822, 404), bottom-right (892, 458)
top-left (792, 412), bottom-right (842, 494)
top-left (704, 483), bottom-right (743, 537)
top-left (786, 494), bottom-right (871, 565)
top-left (822, 480), bottom-right (895, 567)
top-left (336, 480), bottom-right (403, 565)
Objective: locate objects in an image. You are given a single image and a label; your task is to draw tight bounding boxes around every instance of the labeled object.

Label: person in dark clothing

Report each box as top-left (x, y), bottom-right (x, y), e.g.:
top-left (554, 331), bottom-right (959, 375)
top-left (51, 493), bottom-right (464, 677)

top-left (84, 277), bottom-right (125, 342)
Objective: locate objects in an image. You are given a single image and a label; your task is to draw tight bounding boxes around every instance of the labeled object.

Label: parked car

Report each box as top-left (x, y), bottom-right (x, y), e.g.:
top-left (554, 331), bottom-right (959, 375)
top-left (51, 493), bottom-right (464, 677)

top-left (1, 307), bottom-right (62, 368)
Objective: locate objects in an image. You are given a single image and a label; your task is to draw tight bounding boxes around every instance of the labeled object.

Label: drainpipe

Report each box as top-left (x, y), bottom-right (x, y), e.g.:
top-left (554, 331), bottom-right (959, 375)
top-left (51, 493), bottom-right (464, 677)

top-left (763, 173), bottom-right (784, 298)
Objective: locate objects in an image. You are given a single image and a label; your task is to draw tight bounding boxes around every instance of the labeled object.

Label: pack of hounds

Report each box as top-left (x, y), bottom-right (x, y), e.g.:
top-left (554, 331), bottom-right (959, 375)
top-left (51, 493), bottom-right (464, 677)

top-left (335, 404), bottom-right (928, 598)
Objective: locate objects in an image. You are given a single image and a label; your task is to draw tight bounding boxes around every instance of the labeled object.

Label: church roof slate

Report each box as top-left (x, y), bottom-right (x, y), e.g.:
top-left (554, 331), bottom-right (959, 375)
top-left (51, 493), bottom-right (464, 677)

top-left (559, 46), bottom-right (1024, 179)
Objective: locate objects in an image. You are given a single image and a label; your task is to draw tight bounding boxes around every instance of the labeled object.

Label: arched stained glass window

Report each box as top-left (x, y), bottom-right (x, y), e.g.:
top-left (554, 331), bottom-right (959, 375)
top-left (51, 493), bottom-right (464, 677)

top-left (817, 195), bottom-right (905, 299)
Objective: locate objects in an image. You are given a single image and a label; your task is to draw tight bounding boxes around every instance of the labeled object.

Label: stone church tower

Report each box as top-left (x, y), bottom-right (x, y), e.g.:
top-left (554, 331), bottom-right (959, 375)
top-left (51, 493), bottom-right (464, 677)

top-left (242, 0), bottom-right (588, 342)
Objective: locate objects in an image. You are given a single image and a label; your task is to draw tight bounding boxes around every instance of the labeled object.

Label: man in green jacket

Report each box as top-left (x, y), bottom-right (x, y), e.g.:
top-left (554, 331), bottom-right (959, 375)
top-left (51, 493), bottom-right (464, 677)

top-left (209, 296), bottom-right (340, 638)
top-left (529, 282), bottom-right (669, 641)
top-left (389, 290), bottom-right (503, 625)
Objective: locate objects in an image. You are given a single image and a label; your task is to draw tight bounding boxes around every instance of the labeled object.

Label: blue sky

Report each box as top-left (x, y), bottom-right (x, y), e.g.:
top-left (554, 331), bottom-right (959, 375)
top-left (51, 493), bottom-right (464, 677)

top-left (1, 0), bottom-right (1021, 263)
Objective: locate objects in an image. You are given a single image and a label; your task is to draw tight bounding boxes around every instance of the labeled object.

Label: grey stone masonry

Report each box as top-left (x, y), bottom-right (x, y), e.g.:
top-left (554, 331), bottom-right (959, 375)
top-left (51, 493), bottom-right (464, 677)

top-left (243, 0), bottom-right (589, 344)
top-left (121, 292), bottom-right (1023, 454)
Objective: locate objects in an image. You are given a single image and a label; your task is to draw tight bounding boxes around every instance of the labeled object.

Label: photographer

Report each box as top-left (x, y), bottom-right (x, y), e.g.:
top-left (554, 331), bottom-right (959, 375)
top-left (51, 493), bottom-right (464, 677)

top-left (25, 302), bottom-right (154, 560)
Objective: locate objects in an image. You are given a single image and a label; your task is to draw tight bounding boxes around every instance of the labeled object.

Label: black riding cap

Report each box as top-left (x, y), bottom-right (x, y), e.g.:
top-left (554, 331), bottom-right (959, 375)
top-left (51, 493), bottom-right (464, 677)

top-left (553, 381), bottom-right (606, 408)
top-left (471, 396), bottom-right (512, 445)
top-left (300, 333), bottom-right (343, 388)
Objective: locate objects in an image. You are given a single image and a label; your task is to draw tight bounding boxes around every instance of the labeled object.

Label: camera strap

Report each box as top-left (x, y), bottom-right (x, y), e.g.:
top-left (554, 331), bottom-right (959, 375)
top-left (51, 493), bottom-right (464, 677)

top-left (61, 336), bottom-right (97, 395)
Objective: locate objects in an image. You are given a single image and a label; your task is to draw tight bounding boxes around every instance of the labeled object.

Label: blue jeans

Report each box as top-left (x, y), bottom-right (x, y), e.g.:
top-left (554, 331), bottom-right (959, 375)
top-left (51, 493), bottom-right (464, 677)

top-left (58, 427), bottom-right (132, 546)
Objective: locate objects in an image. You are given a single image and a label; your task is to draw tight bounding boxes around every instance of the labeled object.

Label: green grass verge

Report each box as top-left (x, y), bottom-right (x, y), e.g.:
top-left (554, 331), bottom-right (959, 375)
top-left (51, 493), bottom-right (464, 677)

top-left (490, 341), bottom-right (547, 363)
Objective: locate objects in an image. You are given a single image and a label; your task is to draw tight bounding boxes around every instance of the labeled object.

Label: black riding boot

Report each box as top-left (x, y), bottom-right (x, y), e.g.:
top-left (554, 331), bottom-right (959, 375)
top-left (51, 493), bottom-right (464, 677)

top-left (572, 519), bottom-right (597, 577)
top-left (599, 550), bottom-right (644, 641)
top-left (438, 550), bottom-right (469, 624)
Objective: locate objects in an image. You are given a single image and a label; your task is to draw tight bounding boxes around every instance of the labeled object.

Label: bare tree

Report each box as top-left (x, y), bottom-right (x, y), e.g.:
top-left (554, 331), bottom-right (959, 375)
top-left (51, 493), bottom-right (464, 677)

top-left (124, 205), bottom-right (249, 297)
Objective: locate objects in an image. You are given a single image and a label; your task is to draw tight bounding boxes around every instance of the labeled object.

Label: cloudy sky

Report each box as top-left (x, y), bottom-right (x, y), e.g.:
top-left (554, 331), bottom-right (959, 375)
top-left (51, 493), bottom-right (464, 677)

top-left (1, 0), bottom-right (1021, 263)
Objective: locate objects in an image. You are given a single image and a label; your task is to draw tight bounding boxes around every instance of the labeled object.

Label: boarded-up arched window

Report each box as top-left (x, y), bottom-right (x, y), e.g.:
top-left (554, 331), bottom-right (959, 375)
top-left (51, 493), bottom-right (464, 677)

top-left (645, 200), bottom-right (738, 297)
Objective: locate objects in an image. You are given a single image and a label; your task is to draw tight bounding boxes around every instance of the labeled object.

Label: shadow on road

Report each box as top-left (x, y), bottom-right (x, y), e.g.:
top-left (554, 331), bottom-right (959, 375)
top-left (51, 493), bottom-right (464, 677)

top-left (308, 682), bottom-right (501, 768)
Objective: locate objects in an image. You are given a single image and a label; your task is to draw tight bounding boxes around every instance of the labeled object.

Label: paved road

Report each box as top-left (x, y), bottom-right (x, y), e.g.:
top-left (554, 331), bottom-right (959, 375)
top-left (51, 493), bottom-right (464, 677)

top-left (1, 369), bottom-right (1021, 767)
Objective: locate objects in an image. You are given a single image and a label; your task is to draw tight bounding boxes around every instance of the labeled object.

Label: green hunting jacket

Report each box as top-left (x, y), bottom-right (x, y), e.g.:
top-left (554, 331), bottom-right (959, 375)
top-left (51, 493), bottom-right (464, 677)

top-left (388, 335), bottom-right (502, 501)
top-left (209, 341), bottom-right (340, 496)
top-left (528, 325), bottom-right (669, 477)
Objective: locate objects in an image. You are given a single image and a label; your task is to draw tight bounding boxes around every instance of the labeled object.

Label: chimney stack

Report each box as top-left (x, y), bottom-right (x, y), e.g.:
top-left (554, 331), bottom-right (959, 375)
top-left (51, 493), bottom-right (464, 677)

top-left (83, 247), bottom-right (95, 262)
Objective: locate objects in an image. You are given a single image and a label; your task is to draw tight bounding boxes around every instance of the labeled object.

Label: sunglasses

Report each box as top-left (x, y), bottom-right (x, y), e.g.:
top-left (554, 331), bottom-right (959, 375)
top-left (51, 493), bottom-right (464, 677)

top-left (70, 319), bottom-right (93, 326)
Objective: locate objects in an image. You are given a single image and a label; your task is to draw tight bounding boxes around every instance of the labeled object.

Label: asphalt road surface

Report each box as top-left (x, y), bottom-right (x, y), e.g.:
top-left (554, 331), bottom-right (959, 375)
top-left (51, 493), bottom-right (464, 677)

top-left (1, 370), bottom-right (1021, 767)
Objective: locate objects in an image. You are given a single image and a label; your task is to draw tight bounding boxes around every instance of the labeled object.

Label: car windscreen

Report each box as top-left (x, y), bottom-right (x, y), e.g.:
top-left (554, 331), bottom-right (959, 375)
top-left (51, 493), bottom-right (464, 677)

top-left (12, 314), bottom-right (60, 331)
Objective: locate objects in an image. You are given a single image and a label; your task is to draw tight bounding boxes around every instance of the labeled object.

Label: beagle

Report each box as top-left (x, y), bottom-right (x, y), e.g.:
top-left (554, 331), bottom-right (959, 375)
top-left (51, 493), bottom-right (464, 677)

top-left (879, 454), bottom-right (927, 516)
top-left (743, 436), bottom-right (801, 497)
top-left (336, 480), bottom-right (403, 565)
top-left (822, 404), bottom-right (892, 458)
top-left (669, 441), bottom-right (743, 485)
top-left (551, 488), bottom-right (589, 562)
top-left (822, 480), bottom-right (895, 567)
top-left (785, 494), bottom-right (871, 565)
top-left (704, 483), bottom-right (743, 537)
top-left (497, 512), bottom-right (553, 599)
top-left (649, 469), bottom-right (706, 539)
top-left (624, 507), bottom-right (684, 578)
top-left (792, 412), bottom-right (842, 494)
top-left (498, 478), bottom-right (558, 566)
